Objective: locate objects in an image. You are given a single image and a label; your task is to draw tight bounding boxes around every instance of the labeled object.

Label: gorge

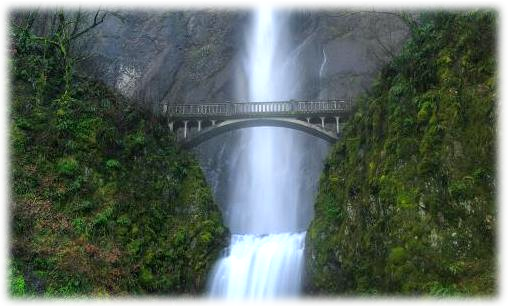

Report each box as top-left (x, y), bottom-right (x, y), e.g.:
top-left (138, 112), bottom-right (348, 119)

top-left (9, 8), bottom-right (496, 297)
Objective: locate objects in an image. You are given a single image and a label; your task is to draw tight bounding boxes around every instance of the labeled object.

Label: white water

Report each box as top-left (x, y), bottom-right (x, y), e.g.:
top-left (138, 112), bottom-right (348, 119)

top-left (208, 8), bottom-right (325, 299)
top-left (209, 232), bottom-right (305, 297)
top-left (319, 48), bottom-right (327, 79)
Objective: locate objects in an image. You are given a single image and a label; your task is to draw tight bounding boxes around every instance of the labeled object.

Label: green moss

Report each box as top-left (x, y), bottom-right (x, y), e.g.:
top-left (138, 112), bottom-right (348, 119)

top-left (94, 289), bottom-right (113, 306)
top-left (0, 254), bottom-right (35, 306)
top-left (105, 159), bottom-right (121, 170)
top-left (10, 13), bottom-right (228, 296)
top-left (43, 284), bottom-right (91, 306)
top-left (56, 157), bottom-right (79, 176)
top-left (388, 247), bottom-right (407, 265)
top-left (306, 10), bottom-right (496, 296)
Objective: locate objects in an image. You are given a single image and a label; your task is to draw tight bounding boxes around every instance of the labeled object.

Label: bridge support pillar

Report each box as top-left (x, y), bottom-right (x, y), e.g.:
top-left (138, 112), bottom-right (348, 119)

top-left (320, 117), bottom-right (325, 128)
top-left (183, 120), bottom-right (188, 139)
top-left (306, 117), bottom-right (310, 123)
top-left (168, 121), bottom-right (174, 132)
top-left (198, 120), bottom-right (202, 132)
top-left (211, 120), bottom-right (216, 126)
top-left (335, 116), bottom-right (340, 134)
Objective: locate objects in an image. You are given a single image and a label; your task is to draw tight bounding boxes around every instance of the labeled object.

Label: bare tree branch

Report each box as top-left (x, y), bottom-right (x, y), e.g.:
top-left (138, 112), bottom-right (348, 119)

top-left (25, 1), bottom-right (42, 31)
top-left (49, 10), bottom-right (58, 36)
top-left (325, 9), bottom-right (418, 31)
top-left (0, 1), bottom-right (15, 25)
top-left (71, 9), bottom-right (107, 40)
top-left (71, 10), bottom-right (83, 38)
top-left (56, 10), bottom-right (65, 34)
top-left (374, 34), bottom-right (395, 59)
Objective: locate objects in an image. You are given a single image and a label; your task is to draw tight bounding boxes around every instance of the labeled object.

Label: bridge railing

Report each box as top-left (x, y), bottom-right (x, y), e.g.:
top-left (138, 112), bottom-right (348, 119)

top-left (165, 99), bottom-right (352, 119)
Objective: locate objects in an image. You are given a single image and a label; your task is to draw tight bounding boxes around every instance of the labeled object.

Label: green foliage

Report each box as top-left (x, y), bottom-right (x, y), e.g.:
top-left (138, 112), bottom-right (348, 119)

top-left (10, 11), bottom-right (228, 297)
top-left (0, 254), bottom-right (34, 306)
top-left (306, 10), bottom-right (496, 296)
top-left (388, 247), bottom-right (407, 265)
top-left (105, 159), bottom-right (121, 170)
top-left (43, 284), bottom-right (91, 306)
top-left (56, 156), bottom-right (79, 176)
top-left (429, 284), bottom-right (482, 306)
top-left (94, 289), bottom-right (113, 306)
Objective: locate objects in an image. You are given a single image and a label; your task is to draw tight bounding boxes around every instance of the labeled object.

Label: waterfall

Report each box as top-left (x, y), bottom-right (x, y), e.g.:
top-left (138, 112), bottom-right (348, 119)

top-left (319, 48), bottom-right (327, 79)
top-left (209, 232), bottom-right (306, 297)
top-left (208, 8), bottom-right (329, 298)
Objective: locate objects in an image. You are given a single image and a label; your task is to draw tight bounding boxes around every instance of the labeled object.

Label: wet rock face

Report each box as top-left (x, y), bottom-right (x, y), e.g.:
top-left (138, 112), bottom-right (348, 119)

top-left (76, 10), bottom-right (246, 113)
top-left (289, 11), bottom-right (411, 100)
top-left (74, 9), bottom-right (408, 112)
top-left (16, 9), bottom-right (409, 111)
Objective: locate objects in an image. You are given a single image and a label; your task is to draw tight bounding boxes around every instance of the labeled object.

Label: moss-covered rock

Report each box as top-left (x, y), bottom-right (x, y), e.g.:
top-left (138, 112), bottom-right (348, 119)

top-left (306, 11), bottom-right (496, 296)
top-left (9, 15), bottom-right (228, 296)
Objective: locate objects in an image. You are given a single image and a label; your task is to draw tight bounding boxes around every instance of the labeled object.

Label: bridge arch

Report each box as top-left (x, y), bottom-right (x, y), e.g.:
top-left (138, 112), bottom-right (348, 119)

top-left (164, 99), bottom-right (352, 147)
top-left (182, 118), bottom-right (339, 148)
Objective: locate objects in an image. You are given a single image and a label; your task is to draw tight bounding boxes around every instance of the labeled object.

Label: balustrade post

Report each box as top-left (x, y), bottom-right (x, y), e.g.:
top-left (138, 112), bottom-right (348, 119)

top-left (228, 103), bottom-right (233, 116)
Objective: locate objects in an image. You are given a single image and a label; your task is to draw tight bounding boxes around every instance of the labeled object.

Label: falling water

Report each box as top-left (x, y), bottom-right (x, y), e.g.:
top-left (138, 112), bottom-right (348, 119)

top-left (208, 8), bottom-right (328, 298)
top-left (319, 48), bottom-right (327, 79)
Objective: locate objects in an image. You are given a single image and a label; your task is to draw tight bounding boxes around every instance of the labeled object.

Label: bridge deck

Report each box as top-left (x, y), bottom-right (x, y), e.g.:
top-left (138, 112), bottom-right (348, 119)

top-left (164, 99), bottom-right (352, 119)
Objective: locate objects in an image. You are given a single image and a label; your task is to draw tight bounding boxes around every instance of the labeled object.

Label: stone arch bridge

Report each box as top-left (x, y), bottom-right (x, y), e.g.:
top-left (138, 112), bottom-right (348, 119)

top-left (162, 99), bottom-right (353, 148)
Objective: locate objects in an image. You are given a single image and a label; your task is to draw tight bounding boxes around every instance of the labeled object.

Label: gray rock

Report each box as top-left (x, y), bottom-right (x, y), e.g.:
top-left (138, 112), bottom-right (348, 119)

top-left (13, 9), bottom-right (411, 110)
top-left (75, 9), bottom-right (247, 113)
top-left (300, 10), bottom-right (411, 100)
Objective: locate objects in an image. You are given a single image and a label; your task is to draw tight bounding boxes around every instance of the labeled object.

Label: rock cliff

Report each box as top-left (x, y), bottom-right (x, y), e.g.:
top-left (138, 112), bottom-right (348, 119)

top-left (70, 9), bottom-right (410, 109)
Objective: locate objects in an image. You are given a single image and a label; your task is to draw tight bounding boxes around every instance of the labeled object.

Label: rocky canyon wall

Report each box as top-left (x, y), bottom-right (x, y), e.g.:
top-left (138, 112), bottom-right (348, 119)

top-left (13, 9), bottom-right (411, 109)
